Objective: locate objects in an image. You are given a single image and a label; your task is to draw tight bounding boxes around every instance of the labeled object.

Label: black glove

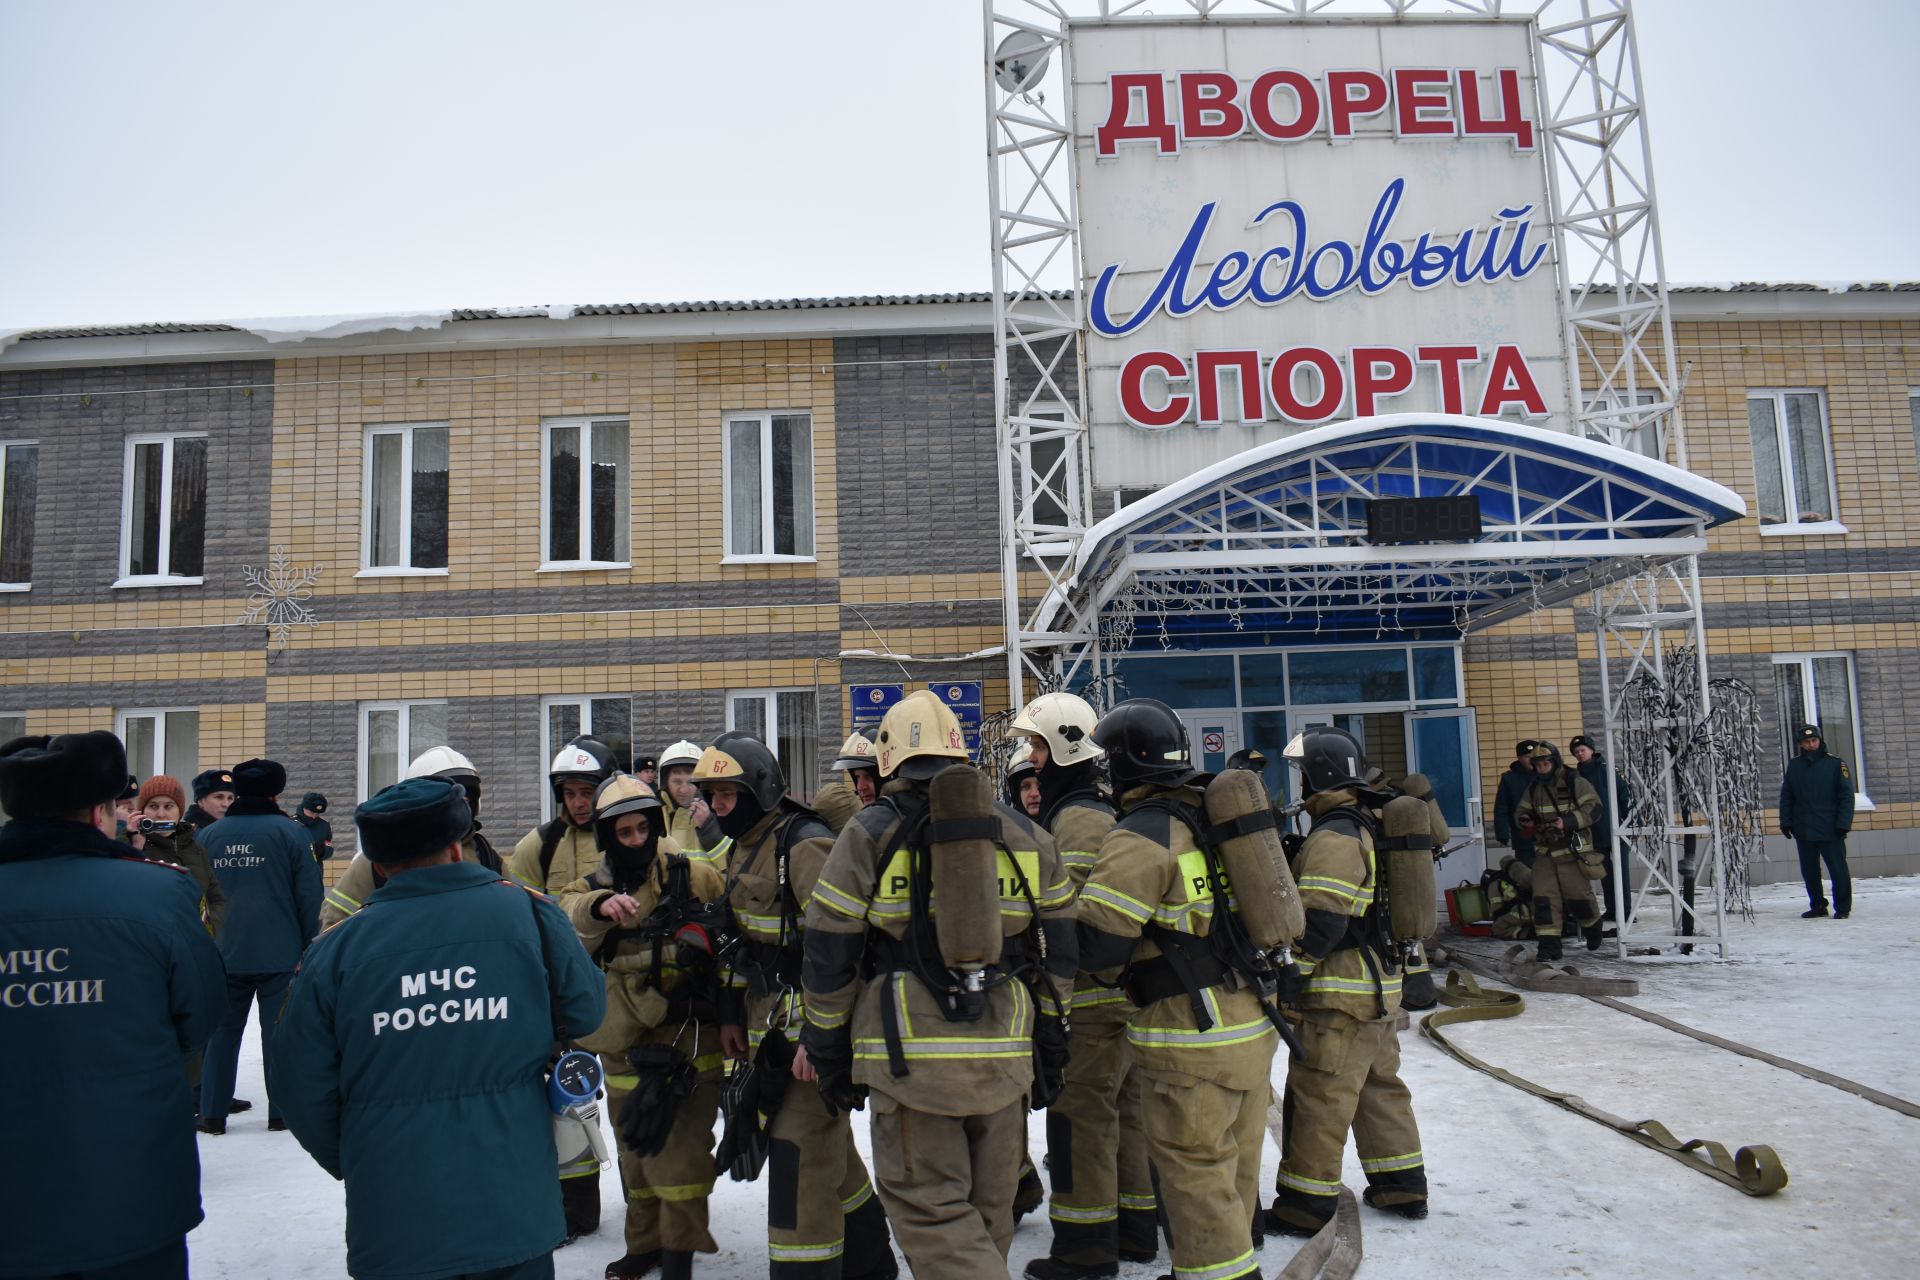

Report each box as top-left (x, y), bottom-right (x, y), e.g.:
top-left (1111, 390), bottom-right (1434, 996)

top-left (800, 1025), bottom-right (863, 1115)
top-left (1275, 960), bottom-right (1307, 1007)
top-left (1031, 1013), bottom-right (1070, 1111)
top-left (1780, 826), bottom-right (1793, 838)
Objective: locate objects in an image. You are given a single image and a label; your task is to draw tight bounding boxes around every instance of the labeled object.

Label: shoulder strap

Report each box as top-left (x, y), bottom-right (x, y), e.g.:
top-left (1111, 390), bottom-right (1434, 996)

top-left (537, 818), bottom-right (569, 882)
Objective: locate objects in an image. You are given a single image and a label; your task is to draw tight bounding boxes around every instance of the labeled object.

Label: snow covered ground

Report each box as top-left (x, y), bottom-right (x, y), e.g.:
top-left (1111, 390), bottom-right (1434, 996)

top-left (186, 877), bottom-right (1920, 1278)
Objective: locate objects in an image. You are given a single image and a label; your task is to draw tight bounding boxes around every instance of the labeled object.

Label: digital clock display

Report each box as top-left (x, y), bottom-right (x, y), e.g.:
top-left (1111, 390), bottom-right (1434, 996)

top-left (1366, 496), bottom-right (1483, 544)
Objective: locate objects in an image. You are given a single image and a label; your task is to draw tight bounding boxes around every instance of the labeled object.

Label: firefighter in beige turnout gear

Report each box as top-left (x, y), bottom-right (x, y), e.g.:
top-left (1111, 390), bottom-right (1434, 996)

top-left (660, 739), bottom-right (731, 870)
top-left (1269, 727), bottom-right (1427, 1236)
top-left (699, 733), bottom-right (897, 1280)
top-left (1075, 699), bottom-right (1280, 1280)
top-left (560, 773), bottom-right (725, 1280)
top-left (1012, 693), bottom-right (1159, 1280)
top-left (802, 691), bottom-right (1077, 1280)
top-left (318, 746), bottom-right (502, 930)
top-left (1514, 744), bottom-right (1603, 962)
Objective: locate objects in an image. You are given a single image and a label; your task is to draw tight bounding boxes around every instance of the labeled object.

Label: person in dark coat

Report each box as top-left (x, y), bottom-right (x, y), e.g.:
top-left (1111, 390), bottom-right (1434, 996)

top-left (197, 758), bottom-right (322, 1133)
top-left (1491, 740), bottom-right (1539, 866)
top-left (1779, 723), bottom-right (1854, 919)
top-left (0, 731), bottom-right (227, 1280)
top-left (272, 778), bottom-right (607, 1280)
top-left (183, 767), bottom-right (235, 838)
top-left (1570, 734), bottom-right (1632, 943)
top-left (294, 791), bottom-right (334, 862)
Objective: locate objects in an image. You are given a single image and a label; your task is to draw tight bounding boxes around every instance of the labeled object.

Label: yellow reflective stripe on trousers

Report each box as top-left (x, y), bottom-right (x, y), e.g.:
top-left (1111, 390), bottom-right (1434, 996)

top-left (1119, 1191), bottom-right (1158, 1211)
top-left (646, 1181), bottom-right (714, 1202)
top-left (1360, 1151), bottom-right (1425, 1173)
top-left (1174, 1246), bottom-right (1258, 1280)
top-left (841, 1179), bottom-right (874, 1212)
top-left (1071, 986), bottom-right (1130, 1010)
top-left (323, 887), bottom-right (362, 915)
top-left (1276, 1167), bottom-right (1341, 1193)
top-left (1049, 1202), bottom-right (1118, 1224)
top-left (1078, 882), bottom-right (1153, 924)
top-left (770, 1240), bottom-right (845, 1262)
top-left (805, 1002), bottom-right (850, 1030)
top-left (1304, 974), bottom-right (1401, 997)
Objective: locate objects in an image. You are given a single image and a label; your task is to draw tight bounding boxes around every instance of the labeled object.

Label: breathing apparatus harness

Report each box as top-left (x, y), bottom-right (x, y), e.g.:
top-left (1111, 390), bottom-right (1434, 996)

top-left (1300, 798), bottom-right (1398, 1019)
top-left (861, 789), bottom-right (1070, 1084)
top-left (1117, 794), bottom-right (1307, 1060)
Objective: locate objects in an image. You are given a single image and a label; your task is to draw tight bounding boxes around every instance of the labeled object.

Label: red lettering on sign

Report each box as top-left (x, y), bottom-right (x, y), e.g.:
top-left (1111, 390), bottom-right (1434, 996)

top-left (1393, 68), bottom-right (1455, 137)
top-left (1194, 349), bottom-right (1264, 424)
top-left (1178, 71), bottom-right (1244, 142)
top-left (1415, 345), bottom-right (1481, 415)
top-left (1457, 68), bottom-right (1535, 150)
top-left (1248, 68), bottom-right (1320, 140)
top-left (1478, 345), bottom-right (1550, 416)
top-left (1267, 348), bottom-right (1345, 424)
top-left (1096, 72), bottom-right (1178, 157)
top-left (1118, 350), bottom-right (1192, 428)
top-left (1326, 70), bottom-right (1390, 139)
top-left (1350, 346), bottom-right (1417, 415)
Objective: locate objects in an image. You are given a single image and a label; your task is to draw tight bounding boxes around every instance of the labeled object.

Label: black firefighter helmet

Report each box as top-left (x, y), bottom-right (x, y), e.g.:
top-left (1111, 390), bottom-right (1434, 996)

top-left (1093, 698), bottom-right (1198, 793)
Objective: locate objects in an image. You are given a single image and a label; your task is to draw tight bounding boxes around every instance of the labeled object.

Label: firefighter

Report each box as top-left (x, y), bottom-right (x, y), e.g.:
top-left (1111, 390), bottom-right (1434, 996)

top-left (1003, 741), bottom-right (1042, 819)
top-left (506, 734), bottom-right (619, 1242)
top-left (1011, 692), bottom-right (1160, 1280)
top-left (1075, 699), bottom-right (1277, 1280)
top-left (833, 733), bottom-right (881, 808)
top-left (1514, 744), bottom-right (1603, 962)
top-left (559, 773), bottom-right (727, 1280)
top-left (801, 691), bottom-right (1076, 1280)
top-left (1270, 726), bottom-right (1428, 1235)
top-left (659, 739), bottom-right (730, 868)
top-left (319, 746), bottom-right (502, 931)
top-left (698, 733), bottom-right (897, 1280)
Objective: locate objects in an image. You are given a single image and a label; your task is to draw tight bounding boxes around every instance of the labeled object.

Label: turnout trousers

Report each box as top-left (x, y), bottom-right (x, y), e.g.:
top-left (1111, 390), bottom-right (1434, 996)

top-left (1273, 1010), bottom-right (1426, 1228)
top-left (869, 1093), bottom-right (1026, 1280)
top-left (766, 1080), bottom-right (892, 1279)
top-left (601, 1038), bottom-right (721, 1256)
top-left (1043, 1001), bottom-right (1157, 1265)
top-left (1530, 851), bottom-right (1599, 939)
top-left (1139, 1067), bottom-right (1266, 1280)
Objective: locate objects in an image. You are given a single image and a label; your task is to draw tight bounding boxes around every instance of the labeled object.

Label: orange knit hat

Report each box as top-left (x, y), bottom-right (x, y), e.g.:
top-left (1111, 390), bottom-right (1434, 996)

top-left (135, 774), bottom-right (186, 812)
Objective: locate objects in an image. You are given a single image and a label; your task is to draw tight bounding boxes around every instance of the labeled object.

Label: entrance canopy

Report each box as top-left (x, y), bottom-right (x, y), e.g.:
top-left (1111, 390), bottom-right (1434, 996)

top-left (1037, 415), bottom-right (1746, 649)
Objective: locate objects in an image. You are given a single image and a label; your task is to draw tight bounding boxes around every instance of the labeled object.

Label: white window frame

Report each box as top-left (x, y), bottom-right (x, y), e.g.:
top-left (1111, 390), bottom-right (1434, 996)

top-left (115, 707), bottom-right (201, 784)
top-left (116, 432), bottom-right (209, 587)
top-left (356, 699), bottom-right (449, 802)
top-left (1018, 401), bottom-right (1077, 534)
top-left (725, 687), bottom-right (818, 798)
top-left (0, 711), bottom-right (26, 742)
top-left (722, 410), bottom-right (817, 563)
top-left (1770, 653), bottom-right (1872, 810)
top-left (1582, 388), bottom-right (1661, 460)
top-left (538, 694), bottom-right (634, 821)
top-left (539, 416), bottom-right (631, 571)
top-left (0, 440), bottom-right (37, 591)
top-left (1747, 388), bottom-right (1845, 536)
top-left (358, 422), bottom-right (451, 577)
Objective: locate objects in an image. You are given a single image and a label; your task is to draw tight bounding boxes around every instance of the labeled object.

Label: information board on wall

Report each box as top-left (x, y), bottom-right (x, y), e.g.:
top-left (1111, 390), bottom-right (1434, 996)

top-left (848, 684), bottom-right (903, 739)
top-left (1068, 17), bottom-right (1570, 487)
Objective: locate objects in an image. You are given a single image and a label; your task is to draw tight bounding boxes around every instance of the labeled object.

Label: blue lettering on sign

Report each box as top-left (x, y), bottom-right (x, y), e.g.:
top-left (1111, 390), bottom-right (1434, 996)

top-left (1088, 178), bottom-right (1549, 338)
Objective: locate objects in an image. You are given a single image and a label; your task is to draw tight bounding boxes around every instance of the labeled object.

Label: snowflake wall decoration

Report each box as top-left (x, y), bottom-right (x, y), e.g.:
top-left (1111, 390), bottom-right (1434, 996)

top-left (238, 545), bottom-right (321, 648)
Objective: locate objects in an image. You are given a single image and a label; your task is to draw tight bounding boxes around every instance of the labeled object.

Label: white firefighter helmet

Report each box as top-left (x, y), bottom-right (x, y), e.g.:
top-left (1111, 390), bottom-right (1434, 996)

top-left (1009, 691), bottom-right (1105, 767)
top-left (833, 733), bottom-right (877, 774)
top-left (549, 736), bottom-right (619, 809)
top-left (874, 690), bottom-right (970, 781)
top-left (404, 745), bottom-right (477, 782)
top-left (1004, 740), bottom-right (1037, 783)
top-left (658, 739), bottom-right (703, 772)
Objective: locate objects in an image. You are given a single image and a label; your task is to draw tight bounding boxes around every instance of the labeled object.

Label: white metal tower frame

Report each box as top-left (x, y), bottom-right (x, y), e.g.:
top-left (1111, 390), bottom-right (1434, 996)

top-left (986, 1), bottom-right (1727, 954)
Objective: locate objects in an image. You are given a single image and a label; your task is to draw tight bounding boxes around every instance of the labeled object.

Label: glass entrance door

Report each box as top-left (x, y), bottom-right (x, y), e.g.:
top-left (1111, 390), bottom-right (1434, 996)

top-left (1176, 711), bottom-right (1240, 776)
top-left (1407, 707), bottom-right (1484, 876)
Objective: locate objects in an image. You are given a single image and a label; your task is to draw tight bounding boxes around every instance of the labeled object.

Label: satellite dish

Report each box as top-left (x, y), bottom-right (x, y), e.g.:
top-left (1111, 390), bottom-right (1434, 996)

top-left (993, 29), bottom-right (1051, 95)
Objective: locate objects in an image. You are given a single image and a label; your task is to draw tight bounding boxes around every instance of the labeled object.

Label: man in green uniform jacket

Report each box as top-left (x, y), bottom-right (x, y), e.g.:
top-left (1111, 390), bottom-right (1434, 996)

top-left (0, 731), bottom-right (227, 1280)
top-left (273, 778), bottom-right (608, 1280)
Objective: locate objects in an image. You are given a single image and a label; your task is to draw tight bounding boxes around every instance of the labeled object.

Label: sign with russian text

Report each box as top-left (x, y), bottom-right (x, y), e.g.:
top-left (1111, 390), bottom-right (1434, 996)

top-left (1069, 18), bottom-right (1569, 486)
top-left (849, 684), bottom-right (904, 739)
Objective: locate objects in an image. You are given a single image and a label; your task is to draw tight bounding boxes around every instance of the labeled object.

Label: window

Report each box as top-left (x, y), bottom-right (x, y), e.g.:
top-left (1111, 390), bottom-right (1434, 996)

top-left (1114, 487), bottom-right (1156, 513)
top-left (0, 442), bottom-right (38, 589)
top-left (540, 696), bottom-right (634, 820)
top-left (359, 701), bottom-right (449, 800)
top-left (543, 418), bottom-right (629, 567)
top-left (116, 709), bottom-right (201, 785)
top-left (726, 689), bottom-right (818, 799)
top-left (724, 412), bottom-right (814, 559)
top-left (363, 424), bottom-right (449, 572)
top-left (1746, 390), bottom-right (1839, 530)
top-left (1584, 388), bottom-right (1662, 460)
top-left (1771, 654), bottom-right (1868, 805)
top-left (1018, 404), bottom-right (1074, 529)
top-left (119, 434), bottom-right (208, 584)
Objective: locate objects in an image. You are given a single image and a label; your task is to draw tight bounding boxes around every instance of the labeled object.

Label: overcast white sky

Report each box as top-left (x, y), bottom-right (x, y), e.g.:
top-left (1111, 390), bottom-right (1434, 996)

top-left (1, 0), bottom-right (1913, 330)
